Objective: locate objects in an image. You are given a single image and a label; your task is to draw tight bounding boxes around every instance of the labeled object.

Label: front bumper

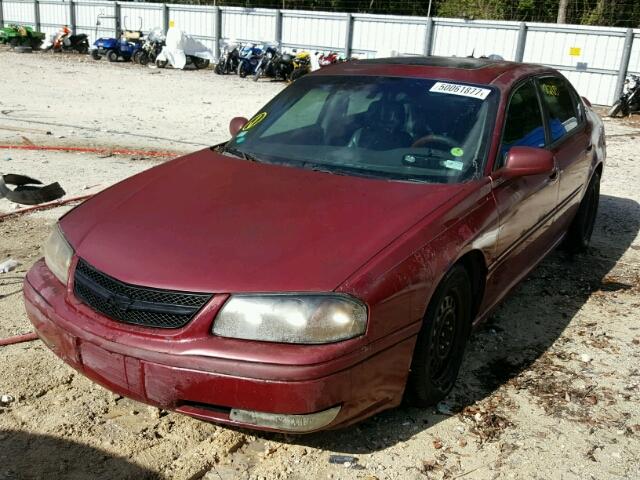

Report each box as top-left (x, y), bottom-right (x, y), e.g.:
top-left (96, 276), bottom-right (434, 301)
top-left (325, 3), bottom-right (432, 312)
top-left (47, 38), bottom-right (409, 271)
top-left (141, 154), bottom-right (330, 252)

top-left (24, 259), bottom-right (417, 432)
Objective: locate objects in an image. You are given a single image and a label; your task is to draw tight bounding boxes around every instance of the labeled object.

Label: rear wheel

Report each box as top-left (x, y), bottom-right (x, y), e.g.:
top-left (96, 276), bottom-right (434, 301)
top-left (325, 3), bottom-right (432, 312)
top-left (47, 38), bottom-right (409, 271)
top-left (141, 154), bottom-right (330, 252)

top-left (77, 42), bottom-right (89, 54)
top-left (106, 49), bottom-right (118, 62)
top-left (289, 67), bottom-right (308, 81)
top-left (156, 59), bottom-right (168, 69)
top-left (132, 50), bottom-right (143, 64)
top-left (564, 171), bottom-right (601, 253)
top-left (406, 265), bottom-right (472, 406)
top-left (91, 49), bottom-right (101, 60)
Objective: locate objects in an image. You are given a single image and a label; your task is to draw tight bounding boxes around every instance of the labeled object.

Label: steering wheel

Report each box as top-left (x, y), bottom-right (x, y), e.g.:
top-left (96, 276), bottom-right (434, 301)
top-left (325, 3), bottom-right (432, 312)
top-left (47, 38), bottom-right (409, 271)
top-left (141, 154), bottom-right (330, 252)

top-left (411, 134), bottom-right (458, 149)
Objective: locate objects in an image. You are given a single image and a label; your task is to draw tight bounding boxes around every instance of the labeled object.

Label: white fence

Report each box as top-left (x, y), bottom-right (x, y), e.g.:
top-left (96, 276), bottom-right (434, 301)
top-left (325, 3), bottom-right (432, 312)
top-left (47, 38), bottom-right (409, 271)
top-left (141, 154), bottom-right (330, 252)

top-left (2, 0), bottom-right (638, 106)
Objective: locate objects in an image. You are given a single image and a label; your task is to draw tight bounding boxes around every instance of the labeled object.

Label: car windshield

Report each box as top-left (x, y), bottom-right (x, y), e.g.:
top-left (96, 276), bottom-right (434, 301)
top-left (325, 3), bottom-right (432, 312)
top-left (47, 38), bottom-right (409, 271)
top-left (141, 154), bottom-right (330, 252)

top-left (224, 75), bottom-right (498, 183)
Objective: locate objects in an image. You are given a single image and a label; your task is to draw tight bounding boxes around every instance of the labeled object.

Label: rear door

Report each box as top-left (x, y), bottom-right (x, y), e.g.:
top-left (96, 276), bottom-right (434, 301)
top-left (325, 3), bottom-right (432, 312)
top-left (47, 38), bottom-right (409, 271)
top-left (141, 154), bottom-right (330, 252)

top-left (486, 79), bottom-right (560, 298)
top-left (536, 76), bottom-right (592, 229)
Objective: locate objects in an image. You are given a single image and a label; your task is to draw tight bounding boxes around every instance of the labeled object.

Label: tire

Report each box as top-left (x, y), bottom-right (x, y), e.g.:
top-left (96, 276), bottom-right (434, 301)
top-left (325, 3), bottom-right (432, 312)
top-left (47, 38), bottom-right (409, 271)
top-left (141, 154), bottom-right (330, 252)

top-left (237, 63), bottom-right (247, 78)
top-left (563, 171), bottom-right (601, 253)
top-left (106, 50), bottom-right (118, 62)
top-left (608, 102), bottom-right (623, 118)
top-left (138, 52), bottom-right (150, 66)
top-left (77, 43), bottom-right (89, 54)
top-left (406, 264), bottom-right (472, 406)
top-left (132, 50), bottom-right (143, 64)
top-left (13, 45), bottom-right (33, 53)
top-left (192, 57), bottom-right (210, 69)
top-left (253, 67), bottom-right (262, 82)
top-left (91, 49), bottom-right (101, 60)
top-left (289, 67), bottom-right (308, 82)
top-left (214, 62), bottom-right (224, 75)
top-left (156, 59), bottom-right (168, 69)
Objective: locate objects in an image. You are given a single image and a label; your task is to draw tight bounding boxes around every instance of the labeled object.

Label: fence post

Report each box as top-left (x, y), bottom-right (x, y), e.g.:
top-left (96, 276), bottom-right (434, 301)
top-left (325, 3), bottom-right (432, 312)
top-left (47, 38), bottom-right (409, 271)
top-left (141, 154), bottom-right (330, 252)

top-left (423, 16), bottom-right (433, 56)
top-left (274, 9), bottom-right (282, 46)
top-left (0, 0), bottom-right (4, 29)
top-left (614, 28), bottom-right (634, 101)
top-left (515, 22), bottom-right (527, 62)
top-left (344, 12), bottom-right (353, 58)
top-left (114, 1), bottom-right (120, 36)
top-left (33, 0), bottom-right (40, 31)
top-left (162, 3), bottom-right (169, 33)
top-left (69, 0), bottom-right (76, 34)
top-left (214, 6), bottom-right (221, 60)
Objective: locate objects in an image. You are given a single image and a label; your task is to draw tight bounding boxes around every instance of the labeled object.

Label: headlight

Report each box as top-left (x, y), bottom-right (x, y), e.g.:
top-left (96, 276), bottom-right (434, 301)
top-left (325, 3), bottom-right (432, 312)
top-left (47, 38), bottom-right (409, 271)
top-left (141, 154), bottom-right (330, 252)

top-left (43, 223), bottom-right (74, 284)
top-left (212, 294), bottom-right (367, 344)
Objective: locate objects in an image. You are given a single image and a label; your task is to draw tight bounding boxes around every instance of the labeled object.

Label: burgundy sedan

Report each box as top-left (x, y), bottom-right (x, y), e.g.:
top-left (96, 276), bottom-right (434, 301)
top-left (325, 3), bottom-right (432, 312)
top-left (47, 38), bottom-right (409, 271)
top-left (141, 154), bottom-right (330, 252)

top-left (24, 57), bottom-right (605, 433)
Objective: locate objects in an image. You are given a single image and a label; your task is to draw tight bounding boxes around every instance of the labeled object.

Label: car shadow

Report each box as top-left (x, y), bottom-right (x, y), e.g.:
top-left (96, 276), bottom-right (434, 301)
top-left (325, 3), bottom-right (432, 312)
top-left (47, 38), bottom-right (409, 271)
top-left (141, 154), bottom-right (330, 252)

top-left (246, 194), bottom-right (639, 453)
top-left (0, 430), bottom-right (160, 479)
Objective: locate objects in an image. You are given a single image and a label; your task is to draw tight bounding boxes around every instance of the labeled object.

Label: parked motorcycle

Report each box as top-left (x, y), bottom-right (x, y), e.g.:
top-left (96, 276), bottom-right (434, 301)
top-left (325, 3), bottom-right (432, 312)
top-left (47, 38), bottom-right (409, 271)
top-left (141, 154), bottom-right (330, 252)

top-left (237, 44), bottom-right (263, 78)
top-left (253, 44), bottom-right (294, 82)
top-left (609, 74), bottom-right (640, 117)
top-left (215, 40), bottom-right (241, 75)
top-left (155, 27), bottom-right (213, 70)
top-left (133, 29), bottom-right (165, 66)
top-left (318, 51), bottom-right (342, 67)
top-left (290, 50), bottom-right (312, 81)
top-left (49, 25), bottom-right (89, 53)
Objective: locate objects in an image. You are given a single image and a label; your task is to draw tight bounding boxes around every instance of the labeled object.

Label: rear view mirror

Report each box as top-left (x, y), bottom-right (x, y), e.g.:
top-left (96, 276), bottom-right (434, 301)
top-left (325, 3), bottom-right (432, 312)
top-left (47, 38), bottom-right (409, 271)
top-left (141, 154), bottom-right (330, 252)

top-left (498, 146), bottom-right (555, 179)
top-left (229, 116), bottom-right (248, 136)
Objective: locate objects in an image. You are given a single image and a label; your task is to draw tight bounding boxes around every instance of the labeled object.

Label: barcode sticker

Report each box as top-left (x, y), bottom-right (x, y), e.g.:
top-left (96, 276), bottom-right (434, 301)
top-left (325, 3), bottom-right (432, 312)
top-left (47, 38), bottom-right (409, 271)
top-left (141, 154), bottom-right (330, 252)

top-left (430, 82), bottom-right (491, 100)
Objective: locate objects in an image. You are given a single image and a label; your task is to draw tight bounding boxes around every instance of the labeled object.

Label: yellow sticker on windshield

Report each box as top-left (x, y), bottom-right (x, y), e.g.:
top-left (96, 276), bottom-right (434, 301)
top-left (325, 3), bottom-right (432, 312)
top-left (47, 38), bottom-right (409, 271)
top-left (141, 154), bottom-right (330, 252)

top-left (450, 147), bottom-right (464, 157)
top-left (242, 112), bottom-right (267, 131)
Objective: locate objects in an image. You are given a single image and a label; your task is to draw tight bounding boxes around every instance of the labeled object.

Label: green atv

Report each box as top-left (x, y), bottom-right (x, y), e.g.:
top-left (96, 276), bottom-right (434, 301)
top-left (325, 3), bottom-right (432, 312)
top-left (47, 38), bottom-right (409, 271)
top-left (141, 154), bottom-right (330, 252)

top-left (0, 24), bottom-right (46, 49)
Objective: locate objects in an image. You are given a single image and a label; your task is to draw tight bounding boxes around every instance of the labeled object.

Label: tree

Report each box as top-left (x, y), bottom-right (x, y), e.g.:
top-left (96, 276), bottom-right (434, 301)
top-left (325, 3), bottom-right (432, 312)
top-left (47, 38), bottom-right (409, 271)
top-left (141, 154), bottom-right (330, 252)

top-left (557, 0), bottom-right (568, 23)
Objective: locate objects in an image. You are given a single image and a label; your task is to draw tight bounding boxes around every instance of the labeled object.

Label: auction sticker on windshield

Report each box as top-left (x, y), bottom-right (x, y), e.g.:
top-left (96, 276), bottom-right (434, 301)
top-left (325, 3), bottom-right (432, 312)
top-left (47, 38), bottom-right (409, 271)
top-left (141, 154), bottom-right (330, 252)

top-left (430, 82), bottom-right (491, 100)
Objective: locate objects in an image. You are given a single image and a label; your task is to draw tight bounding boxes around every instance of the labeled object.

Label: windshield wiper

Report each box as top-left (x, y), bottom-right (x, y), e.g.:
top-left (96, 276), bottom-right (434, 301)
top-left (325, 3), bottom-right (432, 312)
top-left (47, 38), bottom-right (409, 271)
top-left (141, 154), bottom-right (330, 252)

top-left (221, 145), bottom-right (260, 163)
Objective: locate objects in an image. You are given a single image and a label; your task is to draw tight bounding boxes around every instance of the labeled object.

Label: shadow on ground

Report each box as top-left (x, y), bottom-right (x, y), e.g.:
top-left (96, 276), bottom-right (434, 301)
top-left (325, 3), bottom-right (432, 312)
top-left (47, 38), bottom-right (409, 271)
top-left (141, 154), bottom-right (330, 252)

top-left (248, 194), bottom-right (640, 453)
top-left (0, 430), bottom-right (159, 480)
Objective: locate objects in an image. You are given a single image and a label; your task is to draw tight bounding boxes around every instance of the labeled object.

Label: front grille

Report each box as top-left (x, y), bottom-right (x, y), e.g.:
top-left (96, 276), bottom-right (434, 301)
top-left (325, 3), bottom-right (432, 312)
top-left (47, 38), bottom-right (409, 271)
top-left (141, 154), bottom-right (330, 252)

top-left (73, 259), bottom-right (212, 329)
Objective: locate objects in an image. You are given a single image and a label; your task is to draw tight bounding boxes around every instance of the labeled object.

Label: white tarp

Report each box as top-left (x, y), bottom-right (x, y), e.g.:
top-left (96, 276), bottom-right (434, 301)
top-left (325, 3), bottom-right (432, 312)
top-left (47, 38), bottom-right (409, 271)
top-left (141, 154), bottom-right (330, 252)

top-left (156, 27), bottom-right (214, 69)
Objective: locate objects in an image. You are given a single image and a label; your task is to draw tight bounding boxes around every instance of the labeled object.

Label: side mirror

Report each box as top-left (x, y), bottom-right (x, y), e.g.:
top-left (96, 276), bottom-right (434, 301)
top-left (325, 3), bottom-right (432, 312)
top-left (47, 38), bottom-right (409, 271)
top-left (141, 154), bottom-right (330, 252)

top-left (229, 116), bottom-right (248, 136)
top-left (498, 146), bottom-right (555, 179)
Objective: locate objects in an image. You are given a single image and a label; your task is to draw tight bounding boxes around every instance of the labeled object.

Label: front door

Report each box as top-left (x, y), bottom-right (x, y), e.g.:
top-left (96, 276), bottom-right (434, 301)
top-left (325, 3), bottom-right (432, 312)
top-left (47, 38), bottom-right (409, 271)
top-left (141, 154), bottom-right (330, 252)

top-left (485, 79), bottom-right (560, 301)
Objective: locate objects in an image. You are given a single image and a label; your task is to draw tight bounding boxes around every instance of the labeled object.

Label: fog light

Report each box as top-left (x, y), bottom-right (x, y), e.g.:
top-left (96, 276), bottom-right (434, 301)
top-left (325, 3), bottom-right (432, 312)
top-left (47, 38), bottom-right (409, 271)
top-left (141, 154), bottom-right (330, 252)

top-left (229, 405), bottom-right (341, 432)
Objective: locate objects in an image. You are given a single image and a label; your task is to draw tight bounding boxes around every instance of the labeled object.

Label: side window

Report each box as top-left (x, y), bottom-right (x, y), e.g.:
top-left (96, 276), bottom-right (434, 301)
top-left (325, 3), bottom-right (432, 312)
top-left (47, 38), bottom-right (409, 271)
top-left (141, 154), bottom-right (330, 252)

top-left (538, 77), bottom-right (580, 143)
top-left (498, 80), bottom-right (546, 168)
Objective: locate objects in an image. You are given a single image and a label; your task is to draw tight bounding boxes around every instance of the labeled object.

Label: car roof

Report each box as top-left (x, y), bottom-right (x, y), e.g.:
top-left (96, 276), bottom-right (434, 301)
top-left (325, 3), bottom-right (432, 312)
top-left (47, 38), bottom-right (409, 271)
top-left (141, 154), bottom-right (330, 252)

top-left (313, 56), bottom-right (557, 90)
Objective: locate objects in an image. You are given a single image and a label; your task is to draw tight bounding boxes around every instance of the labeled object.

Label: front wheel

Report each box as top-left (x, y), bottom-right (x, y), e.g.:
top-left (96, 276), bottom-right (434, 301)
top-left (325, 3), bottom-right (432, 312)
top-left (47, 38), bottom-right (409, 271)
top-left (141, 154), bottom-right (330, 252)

top-left (608, 102), bottom-right (624, 118)
top-left (237, 62), bottom-right (247, 78)
top-left (91, 49), bottom-right (101, 60)
top-left (77, 42), bottom-right (89, 54)
top-left (253, 67), bottom-right (262, 82)
top-left (289, 67), bottom-right (308, 82)
top-left (156, 59), bottom-right (168, 68)
top-left (406, 265), bottom-right (472, 406)
top-left (106, 49), bottom-right (118, 62)
top-left (563, 171), bottom-right (601, 253)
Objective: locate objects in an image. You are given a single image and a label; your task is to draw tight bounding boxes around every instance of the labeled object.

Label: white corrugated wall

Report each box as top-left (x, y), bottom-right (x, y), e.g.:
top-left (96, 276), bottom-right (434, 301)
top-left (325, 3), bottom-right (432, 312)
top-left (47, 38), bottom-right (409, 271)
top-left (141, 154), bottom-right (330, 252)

top-left (220, 7), bottom-right (274, 43)
top-left (282, 10), bottom-right (344, 51)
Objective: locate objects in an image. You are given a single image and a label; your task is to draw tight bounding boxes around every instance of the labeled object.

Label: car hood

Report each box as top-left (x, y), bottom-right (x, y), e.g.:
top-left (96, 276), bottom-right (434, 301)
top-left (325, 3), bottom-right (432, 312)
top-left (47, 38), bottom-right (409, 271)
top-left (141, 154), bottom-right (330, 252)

top-left (61, 149), bottom-right (463, 293)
